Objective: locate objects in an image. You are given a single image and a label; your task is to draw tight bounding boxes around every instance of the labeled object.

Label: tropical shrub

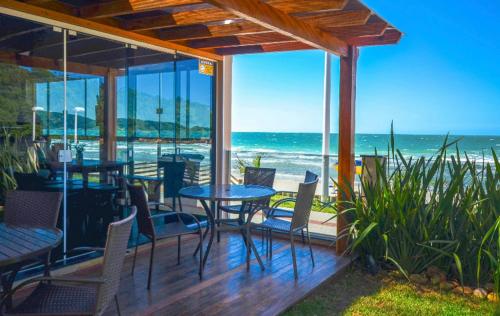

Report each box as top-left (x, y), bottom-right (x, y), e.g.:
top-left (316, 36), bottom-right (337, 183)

top-left (0, 130), bottom-right (39, 202)
top-left (341, 126), bottom-right (500, 293)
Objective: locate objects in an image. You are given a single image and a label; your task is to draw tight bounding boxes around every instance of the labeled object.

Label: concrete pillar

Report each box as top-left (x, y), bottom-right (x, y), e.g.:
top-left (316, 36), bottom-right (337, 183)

top-left (321, 52), bottom-right (331, 201)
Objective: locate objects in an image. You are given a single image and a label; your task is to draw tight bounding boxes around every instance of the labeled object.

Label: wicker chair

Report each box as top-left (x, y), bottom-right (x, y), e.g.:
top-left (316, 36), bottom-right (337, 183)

top-left (3, 190), bottom-right (63, 276)
top-left (247, 179), bottom-right (318, 279)
top-left (262, 171), bottom-right (319, 242)
top-left (128, 184), bottom-right (203, 290)
top-left (0, 208), bottom-right (137, 316)
top-left (4, 190), bottom-right (63, 228)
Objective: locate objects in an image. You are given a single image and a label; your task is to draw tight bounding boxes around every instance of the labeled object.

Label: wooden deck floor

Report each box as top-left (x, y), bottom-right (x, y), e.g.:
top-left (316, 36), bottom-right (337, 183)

top-left (65, 233), bottom-right (351, 316)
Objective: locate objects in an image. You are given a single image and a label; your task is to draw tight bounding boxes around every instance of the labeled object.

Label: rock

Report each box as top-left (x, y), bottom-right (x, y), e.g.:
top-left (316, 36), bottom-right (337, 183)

top-left (410, 274), bottom-right (428, 285)
top-left (452, 286), bottom-right (465, 295)
top-left (485, 283), bottom-right (495, 292)
top-left (463, 286), bottom-right (473, 295)
top-left (430, 275), bottom-right (441, 286)
top-left (388, 270), bottom-right (404, 279)
top-left (487, 293), bottom-right (499, 302)
top-left (450, 280), bottom-right (460, 288)
top-left (426, 266), bottom-right (441, 277)
top-left (437, 272), bottom-right (447, 282)
top-left (473, 288), bottom-right (487, 299)
top-left (439, 281), bottom-right (455, 291)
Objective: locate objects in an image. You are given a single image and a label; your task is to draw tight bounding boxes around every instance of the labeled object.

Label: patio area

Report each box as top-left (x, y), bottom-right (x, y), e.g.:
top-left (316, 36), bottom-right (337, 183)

top-left (41, 233), bottom-right (350, 316)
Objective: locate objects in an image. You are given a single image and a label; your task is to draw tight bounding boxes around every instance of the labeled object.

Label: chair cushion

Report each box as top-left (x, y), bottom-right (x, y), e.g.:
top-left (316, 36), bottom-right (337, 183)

top-left (263, 207), bottom-right (294, 218)
top-left (8, 283), bottom-right (96, 315)
top-left (255, 218), bottom-right (292, 232)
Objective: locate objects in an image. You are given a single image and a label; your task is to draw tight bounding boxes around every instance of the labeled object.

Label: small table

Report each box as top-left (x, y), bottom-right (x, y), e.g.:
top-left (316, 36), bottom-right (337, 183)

top-left (0, 224), bottom-right (62, 304)
top-left (179, 184), bottom-right (276, 268)
top-left (48, 160), bottom-right (127, 188)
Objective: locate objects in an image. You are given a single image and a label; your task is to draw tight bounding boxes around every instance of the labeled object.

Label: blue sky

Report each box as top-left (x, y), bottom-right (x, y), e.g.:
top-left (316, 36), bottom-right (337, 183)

top-left (232, 1), bottom-right (500, 135)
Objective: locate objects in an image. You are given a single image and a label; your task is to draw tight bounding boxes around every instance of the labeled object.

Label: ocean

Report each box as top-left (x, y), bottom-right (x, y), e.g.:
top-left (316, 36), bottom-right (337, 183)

top-left (231, 132), bottom-right (500, 184)
top-left (77, 132), bottom-right (500, 188)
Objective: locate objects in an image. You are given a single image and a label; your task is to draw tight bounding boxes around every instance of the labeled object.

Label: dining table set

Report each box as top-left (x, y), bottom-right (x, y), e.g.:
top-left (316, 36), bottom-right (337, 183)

top-left (179, 184), bottom-right (276, 268)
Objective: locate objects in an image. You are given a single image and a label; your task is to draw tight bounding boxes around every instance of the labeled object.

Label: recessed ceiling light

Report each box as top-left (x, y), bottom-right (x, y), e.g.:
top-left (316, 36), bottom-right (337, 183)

top-left (223, 19), bottom-right (233, 25)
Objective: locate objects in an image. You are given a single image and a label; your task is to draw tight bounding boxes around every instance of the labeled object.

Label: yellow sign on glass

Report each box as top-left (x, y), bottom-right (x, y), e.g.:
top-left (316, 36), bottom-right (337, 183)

top-left (199, 60), bottom-right (214, 76)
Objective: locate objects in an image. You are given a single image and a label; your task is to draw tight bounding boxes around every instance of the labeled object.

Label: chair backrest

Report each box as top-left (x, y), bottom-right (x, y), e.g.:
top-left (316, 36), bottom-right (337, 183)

top-left (304, 170), bottom-right (319, 183)
top-left (95, 208), bottom-right (136, 316)
top-left (291, 179), bottom-right (319, 230)
top-left (244, 167), bottom-right (276, 208)
top-left (162, 161), bottom-right (186, 198)
top-left (4, 190), bottom-right (62, 228)
top-left (14, 172), bottom-right (47, 191)
top-left (127, 184), bottom-right (155, 238)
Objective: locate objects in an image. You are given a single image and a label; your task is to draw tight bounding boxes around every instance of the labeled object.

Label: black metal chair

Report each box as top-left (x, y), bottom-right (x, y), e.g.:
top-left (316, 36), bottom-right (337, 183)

top-left (0, 209), bottom-right (137, 316)
top-left (128, 184), bottom-right (203, 290)
top-left (247, 178), bottom-right (319, 279)
top-left (160, 161), bottom-right (186, 213)
top-left (13, 172), bottom-right (48, 191)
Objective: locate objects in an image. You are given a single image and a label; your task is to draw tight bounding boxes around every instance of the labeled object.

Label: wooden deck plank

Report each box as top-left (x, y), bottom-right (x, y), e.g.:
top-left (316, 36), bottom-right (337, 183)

top-left (51, 232), bottom-right (350, 316)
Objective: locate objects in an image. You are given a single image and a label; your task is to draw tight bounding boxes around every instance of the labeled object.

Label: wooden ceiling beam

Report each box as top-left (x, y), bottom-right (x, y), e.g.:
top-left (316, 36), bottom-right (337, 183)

top-left (154, 9), bottom-right (370, 41)
top-left (79, 0), bottom-right (203, 19)
top-left (122, 8), bottom-right (235, 31)
top-left (157, 23), bottom-right (268, 41)
top-left (266, 0), bottom-right (348, 14)
top-left (326, 16), bottom-right (388, 40)
top-left (205, 0), bottom-right (348, 56)
top-left (186, 32), bottom-right (293, 49)
top-left (0, 0), bottom-right (223, 60)
top-left (348, 28), bottom-right (402, 46)
top-left (211, 41), bottom-right (313, 55)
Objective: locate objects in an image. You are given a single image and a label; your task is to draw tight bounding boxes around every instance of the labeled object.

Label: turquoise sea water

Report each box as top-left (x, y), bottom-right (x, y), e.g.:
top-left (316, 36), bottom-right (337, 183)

top-left (232, 132), bottom-right (500, 179)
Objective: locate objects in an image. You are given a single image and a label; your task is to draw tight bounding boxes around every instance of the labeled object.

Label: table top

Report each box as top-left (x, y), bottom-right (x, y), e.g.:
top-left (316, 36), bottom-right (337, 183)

top-left (49, 160), bottom-right (127, 170)
top-left (0, 224), bottom-right (63, 268)
top-left (179, 184), bottom-right (276, 202)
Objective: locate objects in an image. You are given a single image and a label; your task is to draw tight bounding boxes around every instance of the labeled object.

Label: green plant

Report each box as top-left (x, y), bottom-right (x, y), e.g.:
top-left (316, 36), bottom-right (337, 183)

top-left (0, 130), bottom-right (39, 202)
top-left (235, 153), bottom-right (262, 174)
top-left (341, 123), bottom-right (500, 293)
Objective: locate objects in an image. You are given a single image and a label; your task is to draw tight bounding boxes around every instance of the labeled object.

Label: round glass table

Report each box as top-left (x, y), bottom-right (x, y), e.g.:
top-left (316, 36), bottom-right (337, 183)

top-left (179, 184), bottom-right (276, 268)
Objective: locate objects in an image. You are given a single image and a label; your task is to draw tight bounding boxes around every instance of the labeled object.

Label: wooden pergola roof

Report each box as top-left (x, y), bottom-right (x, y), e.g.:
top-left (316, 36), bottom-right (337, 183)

top-left (1, 0), bottom-right (401, 61)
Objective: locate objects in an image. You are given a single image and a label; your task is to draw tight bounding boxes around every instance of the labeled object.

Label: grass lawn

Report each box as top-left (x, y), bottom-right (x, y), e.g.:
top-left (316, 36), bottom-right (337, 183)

top-left (285, 268), bottom-right (499, 316)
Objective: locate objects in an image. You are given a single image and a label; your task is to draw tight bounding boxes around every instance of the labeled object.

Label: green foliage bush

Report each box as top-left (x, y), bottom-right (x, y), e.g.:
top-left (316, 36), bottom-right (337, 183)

top-left (342, 124), bottom-right (500, 293)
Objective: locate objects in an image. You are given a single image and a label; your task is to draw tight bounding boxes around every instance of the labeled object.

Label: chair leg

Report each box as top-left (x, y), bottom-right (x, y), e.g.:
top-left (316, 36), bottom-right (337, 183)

top-left (198, 231), bottom-right (204, 279)
top-left (131, 234), bottom-right (140, 275)
top-left (147, 241), bottom-right (155, 290)
top-left (114, 295), bottom-right (122, 316)
top-left (306, 227), bottom-right (315, 267)
top-left (216, 204), bottom-right (221, 243)
top-left (178, 197), bottom-right (183, 212)
top-left (177, 235), bottom-right (181, 265)
top-left (269, 230), bottom-right (273, 259)
top-left (301, 229), bottom-right (306, 245)
top-left (290, 233), bottom-right (298, 279)
top-left (246, 226), bottom-right (251, 271)
top-left (43, 252), bottom-right (51, 277)
top-left (193, 226), bottom-right (209, 257)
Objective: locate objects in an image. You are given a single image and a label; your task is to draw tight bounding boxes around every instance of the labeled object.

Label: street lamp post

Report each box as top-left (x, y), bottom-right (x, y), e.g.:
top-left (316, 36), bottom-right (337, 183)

top-left (32, 106), bottom-right (44, 142)
top-left (73, 106), bottom-right (85, 143)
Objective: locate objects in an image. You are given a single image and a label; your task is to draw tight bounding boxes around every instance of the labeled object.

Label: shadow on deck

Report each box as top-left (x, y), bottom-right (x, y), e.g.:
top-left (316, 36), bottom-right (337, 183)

top-left (62, 233), bottom-right (352, 316)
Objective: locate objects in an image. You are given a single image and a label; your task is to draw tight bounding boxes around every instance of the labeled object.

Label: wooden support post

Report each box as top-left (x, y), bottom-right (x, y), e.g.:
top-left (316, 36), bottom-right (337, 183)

top-left (222, 56), bottom-right (233, 185)
top-left (336, 46), bottom-right (358, 255)
top-left (215, 59), bottom-right (224, 185)
top-left (102, 69), bottom-right (117, 162)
